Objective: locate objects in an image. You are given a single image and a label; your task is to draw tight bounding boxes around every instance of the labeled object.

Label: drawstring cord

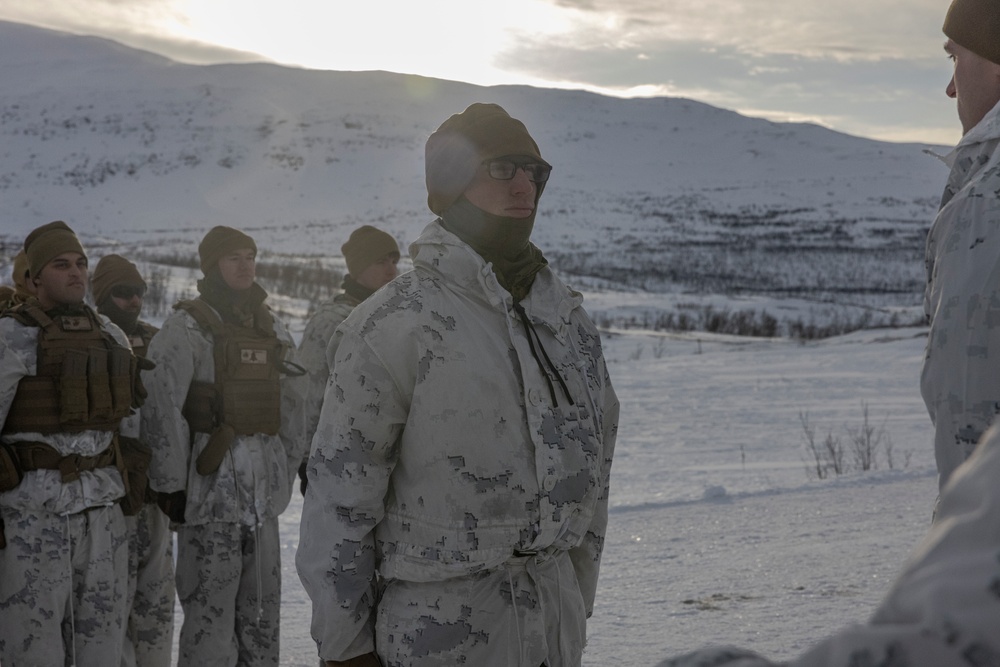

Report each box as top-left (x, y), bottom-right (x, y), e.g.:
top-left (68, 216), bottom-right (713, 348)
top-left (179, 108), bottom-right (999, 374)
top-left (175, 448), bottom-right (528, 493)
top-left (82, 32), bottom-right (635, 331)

top-left (63, 512), bottom-right (78, 667)
top-left (553, 555), bottom-right (566, 666)
top-left (512, 302), bottom-right (573, 408)
top-left (253, 522), bottom-right (263, 622)
top-left (226, 448), bottom-right (264, 623)
top-left (506, 566), bottom-right (523, 666)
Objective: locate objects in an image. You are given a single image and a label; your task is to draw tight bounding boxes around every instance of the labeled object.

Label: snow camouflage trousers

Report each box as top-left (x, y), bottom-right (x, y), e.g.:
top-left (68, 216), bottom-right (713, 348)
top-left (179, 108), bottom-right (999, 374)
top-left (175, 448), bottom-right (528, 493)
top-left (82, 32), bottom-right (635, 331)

top-left (375, 549), bottom-right (586, 667)
top-left (122, 502), bottom-right (175, 667)
top-left (175, 520), bottom-right (281, 667)
top-left (0, 503), bottom-right (128, 665)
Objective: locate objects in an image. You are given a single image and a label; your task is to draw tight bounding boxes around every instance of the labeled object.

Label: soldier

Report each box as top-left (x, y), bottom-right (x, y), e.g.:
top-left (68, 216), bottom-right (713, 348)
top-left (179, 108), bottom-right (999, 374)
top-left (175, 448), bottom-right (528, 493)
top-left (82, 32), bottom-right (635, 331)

top-left (0, 221), bottom-right (141, 665)
top-left (297, 103), bottom-right (620, 667)
top-left (296, 224), bottom-right (399, 493)
top-left (141, 226), bottom-right (305, 666)
top-left (91, 253), bottom-right (175, 667)
top-left (0, 249), bottom-right (33, 310)
top-left (922, 0), bottom-right (1000, 493)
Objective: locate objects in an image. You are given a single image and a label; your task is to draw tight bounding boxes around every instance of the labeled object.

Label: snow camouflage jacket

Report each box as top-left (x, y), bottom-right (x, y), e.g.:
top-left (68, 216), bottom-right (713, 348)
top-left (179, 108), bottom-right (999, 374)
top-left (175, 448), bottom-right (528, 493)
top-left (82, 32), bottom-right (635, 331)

top-left (0, 312), bottom-right (137, 514)
top-left (297, 292), bottom-right (360, 451)
top-left (922, 100), bottom-right (1000, 489)
top-left (140, 302), bottom-right (305, 525)
top-left (658, 421), bottom-right (1000, 667)
top-left (296, 220), bottom-right (619, 663)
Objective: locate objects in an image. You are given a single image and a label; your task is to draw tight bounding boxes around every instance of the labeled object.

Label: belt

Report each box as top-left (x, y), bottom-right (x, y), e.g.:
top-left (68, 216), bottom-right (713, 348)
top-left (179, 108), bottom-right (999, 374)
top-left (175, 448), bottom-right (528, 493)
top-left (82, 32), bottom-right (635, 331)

top-left (12, 438), bottom-right (119, 483)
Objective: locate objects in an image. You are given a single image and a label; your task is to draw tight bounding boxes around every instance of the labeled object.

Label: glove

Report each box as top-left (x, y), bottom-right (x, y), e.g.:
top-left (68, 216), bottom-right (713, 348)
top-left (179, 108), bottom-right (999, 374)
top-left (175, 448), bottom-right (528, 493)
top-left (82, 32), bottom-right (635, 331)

top-left (156, 490), bottom-right (187, 524)
top-left (298, 459), bottom-right (308, 496)
top-left (325, 654), bottom-right (381, 667)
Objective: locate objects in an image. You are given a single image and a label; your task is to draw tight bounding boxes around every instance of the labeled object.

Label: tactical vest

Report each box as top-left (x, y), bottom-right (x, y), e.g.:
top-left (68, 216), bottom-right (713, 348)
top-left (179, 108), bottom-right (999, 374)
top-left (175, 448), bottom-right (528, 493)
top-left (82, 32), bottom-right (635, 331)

top-left (124, 320), bottom-right (158, 359)
top-left (1, 301), bottom-right (136, 435)
top-left (177, 298), bottom-right (284, 436)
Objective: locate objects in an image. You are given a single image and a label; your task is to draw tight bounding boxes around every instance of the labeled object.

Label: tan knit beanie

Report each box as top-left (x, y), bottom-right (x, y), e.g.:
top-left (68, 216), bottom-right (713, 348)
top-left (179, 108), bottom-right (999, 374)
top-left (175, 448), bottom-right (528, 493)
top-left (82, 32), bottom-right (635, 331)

top-left (92, 254), bottom-right (146, 305)
top-left (424, 103), bottom-right (548, 216)
top-left (198, 226), bottom-right (257, 274)
top-left (23, 220), bottom-right (86, 278)
top-left (342, 226), bottom-right (400, 278)
top-left (944, 0), bottom-right (1000, 66)
top-left (12, 250), bottom-right (29, 293)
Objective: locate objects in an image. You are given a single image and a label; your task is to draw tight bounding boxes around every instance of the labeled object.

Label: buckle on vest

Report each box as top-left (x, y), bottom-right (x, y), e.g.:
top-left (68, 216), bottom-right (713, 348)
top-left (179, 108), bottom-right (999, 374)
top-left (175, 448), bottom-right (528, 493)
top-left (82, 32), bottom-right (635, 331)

top-left (59, 454), bottom-right (83, 483)
top-left (512, 548), bottom-right (538, 558)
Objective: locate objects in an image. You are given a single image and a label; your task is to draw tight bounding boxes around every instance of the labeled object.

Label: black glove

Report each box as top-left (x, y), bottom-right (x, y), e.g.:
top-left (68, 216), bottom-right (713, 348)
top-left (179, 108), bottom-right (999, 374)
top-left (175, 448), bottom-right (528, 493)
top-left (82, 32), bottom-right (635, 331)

top-left (325, 653), bottom-right (381, 667)
top-left (156, 490), bottom-right (187, 524)
top-left (298, 460), bottom-right (308, 496)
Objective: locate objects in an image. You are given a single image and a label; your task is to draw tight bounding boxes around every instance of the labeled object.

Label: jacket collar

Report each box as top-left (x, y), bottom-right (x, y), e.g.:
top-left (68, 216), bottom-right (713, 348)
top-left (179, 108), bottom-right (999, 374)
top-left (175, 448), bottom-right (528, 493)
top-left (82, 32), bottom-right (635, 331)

top-left (940, 98), bottom-right (1000, 168)
top-left (410, 219), bottom-right (581, 337)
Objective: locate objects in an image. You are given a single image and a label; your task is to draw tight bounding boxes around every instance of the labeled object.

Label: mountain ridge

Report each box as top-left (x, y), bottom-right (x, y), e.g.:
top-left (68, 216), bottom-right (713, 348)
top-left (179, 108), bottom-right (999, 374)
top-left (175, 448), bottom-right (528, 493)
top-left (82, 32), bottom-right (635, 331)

top-left (0, 20), bottom-right (947, 326)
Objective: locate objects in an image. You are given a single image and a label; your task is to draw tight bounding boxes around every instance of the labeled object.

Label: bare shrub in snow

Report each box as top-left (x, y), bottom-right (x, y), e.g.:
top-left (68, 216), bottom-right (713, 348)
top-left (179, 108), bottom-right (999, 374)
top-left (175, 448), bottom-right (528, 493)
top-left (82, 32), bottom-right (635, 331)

top-left (800, 412), bottom-right (844, 480)
top-left (800, 403), bottom-right (909, 480)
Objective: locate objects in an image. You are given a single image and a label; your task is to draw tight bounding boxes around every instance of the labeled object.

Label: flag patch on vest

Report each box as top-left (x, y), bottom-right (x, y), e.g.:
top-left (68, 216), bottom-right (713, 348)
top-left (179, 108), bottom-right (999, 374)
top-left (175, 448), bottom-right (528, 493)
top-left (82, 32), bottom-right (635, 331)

top-left (60, 316), bottom-right (93, 331)
top-left (241, 349), bottom-right (268, 364)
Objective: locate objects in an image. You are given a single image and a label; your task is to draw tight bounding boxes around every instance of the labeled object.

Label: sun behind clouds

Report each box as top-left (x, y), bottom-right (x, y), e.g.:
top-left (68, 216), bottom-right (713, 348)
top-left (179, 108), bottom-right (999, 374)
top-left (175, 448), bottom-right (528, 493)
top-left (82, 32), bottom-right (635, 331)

top-left (167, 0), bottom-right (572, 86)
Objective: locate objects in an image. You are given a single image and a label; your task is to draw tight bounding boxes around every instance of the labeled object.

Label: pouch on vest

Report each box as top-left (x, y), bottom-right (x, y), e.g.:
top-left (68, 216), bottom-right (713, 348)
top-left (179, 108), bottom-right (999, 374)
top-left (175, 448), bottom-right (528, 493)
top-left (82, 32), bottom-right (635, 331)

top-left (109, 346), bottom-right (135, 415)
top-left (2, 302), bottom-right (138, 436)
top-left (118, 436), bottom-right (152, 516)
top-left (87, 346), bottom-right (114, 421)
top-left (183, 381), bottom-right (220, 434)
top-left (132, 355), bottom-right (155, 408)
top-left (196, 422), bottom-right (236, 476)
top-left (0, 444), bottom-right (22, 493)
top-left (60, 347), bottom-right (89, 423)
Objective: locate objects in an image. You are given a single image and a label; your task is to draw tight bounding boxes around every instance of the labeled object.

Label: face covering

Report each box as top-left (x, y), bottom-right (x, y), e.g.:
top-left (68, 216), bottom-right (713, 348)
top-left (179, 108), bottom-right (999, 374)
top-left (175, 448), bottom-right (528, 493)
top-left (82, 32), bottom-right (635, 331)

top-left (441, 197), bottom-right (548, 302)
top-left (98, 297), bottom-right (140, 334)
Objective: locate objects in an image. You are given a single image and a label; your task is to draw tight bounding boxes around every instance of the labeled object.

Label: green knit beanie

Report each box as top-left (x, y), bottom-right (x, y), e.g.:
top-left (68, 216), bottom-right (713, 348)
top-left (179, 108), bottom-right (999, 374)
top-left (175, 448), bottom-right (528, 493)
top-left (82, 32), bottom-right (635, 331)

top-left (198, 226), bottom-right (258, 274)
top-left (341, 226), bottom-right (400, 278)
top-left (23, 221), bottom-right (86, 278)
top-left (944, 0), bottom-right (1000, 65)
top-left (92, 254), bottom-right (146, 305)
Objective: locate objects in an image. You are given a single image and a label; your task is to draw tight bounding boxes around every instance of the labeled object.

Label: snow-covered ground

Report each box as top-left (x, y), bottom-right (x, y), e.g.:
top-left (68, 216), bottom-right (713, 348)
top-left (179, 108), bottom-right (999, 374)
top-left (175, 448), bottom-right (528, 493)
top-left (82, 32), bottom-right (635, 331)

top-left (166, 320), bottom-right (937, 666)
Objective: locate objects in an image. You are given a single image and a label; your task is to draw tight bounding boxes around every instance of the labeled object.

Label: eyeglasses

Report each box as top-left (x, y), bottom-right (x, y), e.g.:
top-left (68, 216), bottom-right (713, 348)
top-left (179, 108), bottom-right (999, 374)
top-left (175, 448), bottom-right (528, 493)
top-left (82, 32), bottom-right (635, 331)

top-left (110, 285), bottom-right (146, 300)
top-left (483, 156), bottom-right (552, 184)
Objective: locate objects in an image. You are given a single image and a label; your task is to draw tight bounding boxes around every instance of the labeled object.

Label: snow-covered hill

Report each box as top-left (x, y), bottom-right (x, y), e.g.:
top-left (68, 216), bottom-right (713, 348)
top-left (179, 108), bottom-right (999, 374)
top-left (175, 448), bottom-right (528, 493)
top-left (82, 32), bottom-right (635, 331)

top-left (0, 19), bottom-right (949, 331)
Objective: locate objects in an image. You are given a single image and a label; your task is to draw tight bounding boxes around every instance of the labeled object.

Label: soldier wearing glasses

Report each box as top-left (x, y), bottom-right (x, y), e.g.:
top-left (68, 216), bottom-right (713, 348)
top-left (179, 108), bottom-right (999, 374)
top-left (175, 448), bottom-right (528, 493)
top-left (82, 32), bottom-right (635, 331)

top-left (92, 254), bottom-right (175, 667)
top-left (297, 103), bottom-right (619, 667)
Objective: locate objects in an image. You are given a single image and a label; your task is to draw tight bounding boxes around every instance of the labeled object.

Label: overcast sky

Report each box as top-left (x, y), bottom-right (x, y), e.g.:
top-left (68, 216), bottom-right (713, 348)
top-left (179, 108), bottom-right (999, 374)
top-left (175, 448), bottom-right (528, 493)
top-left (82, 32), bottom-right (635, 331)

top-left (0, 0), bottom-right (961, 145)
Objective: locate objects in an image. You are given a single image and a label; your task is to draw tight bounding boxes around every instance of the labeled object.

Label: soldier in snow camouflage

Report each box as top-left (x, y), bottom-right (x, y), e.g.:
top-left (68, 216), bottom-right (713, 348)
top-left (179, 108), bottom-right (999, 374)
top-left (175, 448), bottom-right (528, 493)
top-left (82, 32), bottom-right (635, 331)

top-left (296, 225), bottom-right (399, 495)
top-left (923, 0), bottom-right (1000, 492)
top-left (0, 221), bottom-right (139, 665)
top-left (92, 253), bottom-right (176, 667)
top-left (141, 226), bottom-right (307, 667)
top-left (296, 103), bottom-right (619, 667)
top-left (658, 0), bottom-right (1000, 664)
